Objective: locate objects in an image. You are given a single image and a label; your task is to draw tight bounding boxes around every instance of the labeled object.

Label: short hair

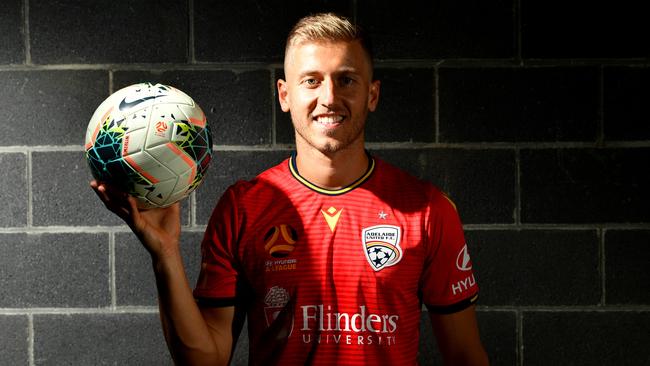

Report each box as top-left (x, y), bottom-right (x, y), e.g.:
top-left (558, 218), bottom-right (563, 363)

top-left (284, 13), bottom-right (373, 68)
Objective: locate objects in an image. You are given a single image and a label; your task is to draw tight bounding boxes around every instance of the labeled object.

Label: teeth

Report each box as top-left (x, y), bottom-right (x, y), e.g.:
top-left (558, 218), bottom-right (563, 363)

top-left (315, 115), bottom-right (344, 124)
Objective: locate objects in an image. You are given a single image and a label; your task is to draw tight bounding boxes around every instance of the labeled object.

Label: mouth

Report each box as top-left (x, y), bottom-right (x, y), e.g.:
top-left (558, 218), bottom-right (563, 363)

top-left (312, 114), bottom-right (346, 127)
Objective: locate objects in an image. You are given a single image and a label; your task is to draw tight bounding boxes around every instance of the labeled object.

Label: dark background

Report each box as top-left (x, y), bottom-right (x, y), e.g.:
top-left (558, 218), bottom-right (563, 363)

top-left (1, 1), bottom-right (648, 365)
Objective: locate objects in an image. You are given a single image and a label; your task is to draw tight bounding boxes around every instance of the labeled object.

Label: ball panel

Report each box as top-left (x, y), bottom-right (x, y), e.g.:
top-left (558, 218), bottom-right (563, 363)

top-left (122, 128), bottom-right (147, 156)
top-left (123, 150), bottom-right (176, 184)
top-left (142, 178), bottom-right (178, 207)
top-left (177, 103), bottom-right (206, 128)
top-left (146, 143), bottom-right (196, 183)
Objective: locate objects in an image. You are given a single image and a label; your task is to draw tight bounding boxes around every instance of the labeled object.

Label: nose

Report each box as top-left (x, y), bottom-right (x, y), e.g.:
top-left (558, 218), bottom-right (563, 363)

top-left (319, 78), bottom-right (337, 107)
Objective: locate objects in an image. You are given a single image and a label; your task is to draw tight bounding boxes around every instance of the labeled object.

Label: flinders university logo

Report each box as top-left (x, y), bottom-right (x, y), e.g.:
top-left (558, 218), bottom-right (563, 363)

top-left (362, 225), bottom-right (403, 271)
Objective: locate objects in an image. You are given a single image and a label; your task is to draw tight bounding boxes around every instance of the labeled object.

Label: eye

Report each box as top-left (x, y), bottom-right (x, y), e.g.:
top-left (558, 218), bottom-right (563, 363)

top-left (339, 76), bottom-right (355, 86)
top-left (301, 78), bottom-right (319, 87)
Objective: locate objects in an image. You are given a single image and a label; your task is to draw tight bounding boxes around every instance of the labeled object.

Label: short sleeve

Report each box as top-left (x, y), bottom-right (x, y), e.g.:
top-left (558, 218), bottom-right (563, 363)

top-left (420, 191), bottom-right (479, 313)
top-left (193, 186), bottom-right (241, 305)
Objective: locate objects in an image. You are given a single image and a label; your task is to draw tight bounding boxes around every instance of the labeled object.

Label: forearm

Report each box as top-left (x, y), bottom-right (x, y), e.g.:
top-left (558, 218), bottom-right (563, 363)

top-left (430, 306), bottom-right (489, 366)
top-left (440, 346), bottom-right (489, 366)
top-left (152, 252), bottom-right (228, 366)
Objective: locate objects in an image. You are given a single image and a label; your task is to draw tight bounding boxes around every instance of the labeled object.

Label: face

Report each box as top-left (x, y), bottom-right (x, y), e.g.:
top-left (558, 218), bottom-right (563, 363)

top-left (277, 40), bottom-right (380, 156)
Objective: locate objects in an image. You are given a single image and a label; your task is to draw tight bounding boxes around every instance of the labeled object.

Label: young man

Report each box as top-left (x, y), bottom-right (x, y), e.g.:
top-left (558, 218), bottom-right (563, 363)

top-left (92, 13), bottom-right (488, 366)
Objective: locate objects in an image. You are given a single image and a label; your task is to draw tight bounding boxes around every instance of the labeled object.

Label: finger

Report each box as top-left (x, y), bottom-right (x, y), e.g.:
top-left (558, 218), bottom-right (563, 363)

top-left (90, 181), bottom-right (113, 205)
top-left (125, 195), bottom-right (143, 228)
top-left (90, 181), bottom-right (133, 222)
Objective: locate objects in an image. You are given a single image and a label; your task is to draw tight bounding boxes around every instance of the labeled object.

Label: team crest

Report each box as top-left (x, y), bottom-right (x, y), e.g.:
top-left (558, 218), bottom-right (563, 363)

top-left (362, 225), bottom-right (403, 271)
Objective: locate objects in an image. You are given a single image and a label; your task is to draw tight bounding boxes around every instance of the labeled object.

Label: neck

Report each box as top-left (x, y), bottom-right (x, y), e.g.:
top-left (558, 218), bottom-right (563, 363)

top-left (294, 144), bottom-right (369, 190)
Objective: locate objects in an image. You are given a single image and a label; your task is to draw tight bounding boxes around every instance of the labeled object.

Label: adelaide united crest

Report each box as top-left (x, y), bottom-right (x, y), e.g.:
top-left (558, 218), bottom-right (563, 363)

top-left (362, 225), bottom-right (403, 271)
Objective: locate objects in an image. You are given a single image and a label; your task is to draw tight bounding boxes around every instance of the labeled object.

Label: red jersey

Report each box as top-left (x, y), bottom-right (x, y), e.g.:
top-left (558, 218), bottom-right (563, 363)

top-left (194, 154), bottom-right (479, 365)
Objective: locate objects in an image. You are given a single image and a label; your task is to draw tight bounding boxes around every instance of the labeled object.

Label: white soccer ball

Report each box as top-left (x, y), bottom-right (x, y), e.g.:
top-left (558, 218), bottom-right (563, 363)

top-left (85, 82), bottom-right (213, 208)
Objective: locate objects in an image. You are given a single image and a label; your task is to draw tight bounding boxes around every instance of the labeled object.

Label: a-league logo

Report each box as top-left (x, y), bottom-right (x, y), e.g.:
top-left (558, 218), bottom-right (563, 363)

top-left (362, 225), bottom-right (403, 271)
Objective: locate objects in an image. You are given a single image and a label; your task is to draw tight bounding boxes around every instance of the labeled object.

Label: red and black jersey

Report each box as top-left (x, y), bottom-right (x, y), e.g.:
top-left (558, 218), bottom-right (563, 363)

top-left (194, 154), bottom-right (479, 365)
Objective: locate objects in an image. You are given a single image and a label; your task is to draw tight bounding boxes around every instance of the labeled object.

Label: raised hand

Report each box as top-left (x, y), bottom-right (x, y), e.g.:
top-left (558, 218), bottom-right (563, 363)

top-left (90, 180), bottom-right (181, 260)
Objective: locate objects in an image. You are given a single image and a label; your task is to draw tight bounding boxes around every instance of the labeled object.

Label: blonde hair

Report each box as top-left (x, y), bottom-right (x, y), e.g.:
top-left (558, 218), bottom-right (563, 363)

top-left (284, 13), bottom-right (373, 67)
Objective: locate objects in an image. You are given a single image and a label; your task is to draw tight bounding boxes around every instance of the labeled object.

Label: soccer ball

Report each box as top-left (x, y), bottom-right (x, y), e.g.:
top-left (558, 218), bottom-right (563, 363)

top-left (84, 82), bottom-right (213, 208)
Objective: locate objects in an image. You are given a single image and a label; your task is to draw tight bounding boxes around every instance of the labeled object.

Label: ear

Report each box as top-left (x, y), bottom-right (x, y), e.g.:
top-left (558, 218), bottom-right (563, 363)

top-left (367, 80), bottom-right (381, 112)
top-left (277, 79), bottom-right (290, 112)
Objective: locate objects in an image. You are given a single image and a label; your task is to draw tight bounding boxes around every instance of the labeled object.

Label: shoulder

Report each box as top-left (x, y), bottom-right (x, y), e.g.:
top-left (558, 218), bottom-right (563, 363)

top-left (373, 157), bottom-right (444, 197)
top-left (372, 156), bottom-right (458, 215)
top-left (227, 157), bottom-right (290, 194)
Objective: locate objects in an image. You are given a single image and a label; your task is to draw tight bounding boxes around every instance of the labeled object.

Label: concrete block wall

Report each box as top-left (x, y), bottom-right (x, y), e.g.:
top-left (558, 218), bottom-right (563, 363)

top-left (1, 0), bottom-right (648, 365)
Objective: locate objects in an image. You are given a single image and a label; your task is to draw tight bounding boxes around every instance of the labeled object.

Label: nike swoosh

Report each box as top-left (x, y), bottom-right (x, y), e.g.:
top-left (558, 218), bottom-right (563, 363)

top-left (118, 95), bottom-right (160, 111)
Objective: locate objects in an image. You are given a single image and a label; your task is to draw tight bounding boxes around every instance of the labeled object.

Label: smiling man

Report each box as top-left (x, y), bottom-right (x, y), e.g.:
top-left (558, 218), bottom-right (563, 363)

top-left (92, 12), bottom-right (488, 366)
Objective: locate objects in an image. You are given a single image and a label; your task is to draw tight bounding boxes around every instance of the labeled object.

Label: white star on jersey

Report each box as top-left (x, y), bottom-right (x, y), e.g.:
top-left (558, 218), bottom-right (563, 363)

top-left (378, 211), bottom-right (388, 220)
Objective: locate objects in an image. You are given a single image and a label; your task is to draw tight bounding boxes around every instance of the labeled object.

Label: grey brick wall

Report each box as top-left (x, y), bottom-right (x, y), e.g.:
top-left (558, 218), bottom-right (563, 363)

top-left (1, 1), bottom-right (648, 365)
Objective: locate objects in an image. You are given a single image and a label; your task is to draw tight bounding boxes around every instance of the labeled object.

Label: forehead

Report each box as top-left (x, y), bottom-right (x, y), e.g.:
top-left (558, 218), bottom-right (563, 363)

top-left (285, 40), bottom-right (372, 76)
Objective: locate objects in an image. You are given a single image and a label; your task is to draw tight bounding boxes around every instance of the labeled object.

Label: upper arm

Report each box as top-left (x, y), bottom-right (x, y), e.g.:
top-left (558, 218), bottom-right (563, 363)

top-left (428, 305), bottom-right (489, 366)
top-left (199, 305), bottom-right (245, 365)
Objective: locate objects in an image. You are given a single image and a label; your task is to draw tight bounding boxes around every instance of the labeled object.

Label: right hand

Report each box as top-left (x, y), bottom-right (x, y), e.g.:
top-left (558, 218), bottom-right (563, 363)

top-left (90, 180), bottom-right (181, 260)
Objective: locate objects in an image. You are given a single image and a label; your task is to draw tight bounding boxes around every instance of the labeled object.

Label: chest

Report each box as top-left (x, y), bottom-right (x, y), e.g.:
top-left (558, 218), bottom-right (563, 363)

top-left (237, 194), bottom-right (428, 305)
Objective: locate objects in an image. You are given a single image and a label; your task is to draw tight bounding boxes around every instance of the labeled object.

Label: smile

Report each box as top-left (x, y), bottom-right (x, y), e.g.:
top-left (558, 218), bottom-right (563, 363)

top-left (313, 114), bottom-right (345, 126)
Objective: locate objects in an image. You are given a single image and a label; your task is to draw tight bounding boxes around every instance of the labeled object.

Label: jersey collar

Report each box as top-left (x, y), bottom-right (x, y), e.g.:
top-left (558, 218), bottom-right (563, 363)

top-left (288, 151), bottom-right (375, 196)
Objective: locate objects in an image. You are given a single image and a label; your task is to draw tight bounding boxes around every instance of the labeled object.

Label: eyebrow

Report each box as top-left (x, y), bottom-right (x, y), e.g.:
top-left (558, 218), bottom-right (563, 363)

top-left (297, 66), bottom-right (360, 78)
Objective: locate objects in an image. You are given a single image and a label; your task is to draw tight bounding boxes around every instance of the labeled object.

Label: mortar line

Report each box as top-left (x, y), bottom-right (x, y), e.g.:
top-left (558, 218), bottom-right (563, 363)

top-left (110, 232), bottom-right (117, 309)
top-left (515, 0), bottom-right (522, 63)
top-left (1, 59), bottom-right (649, 72)
top-left (28, 313), bottom-right (35, 366)
top-left (0, 226), bottom-right (208, 234)
top-left (108, 69), bottom-right (114, 94)
top-left (600, 228), bottom-right (607, 305)
top-left (464, 223), bottom-right (650, 230)
top-left (188, 0), bottom-right (196, 63)
top-left (514, 148), bottom-right (521, 225)
top-left (23, 0), bottom-right (32, 65)
top-left (434, 66), bottom-right (440, 143)
top-left (597, 66), bottom-right (605, 147)
top-left (2, 223), bottom-right (648, 235)
top-left (26, 150), bottom-right (33, 227)
top-left (475, 305), bottom-right (650, 311)
top-left (5, 305), bottom-right (648, 315)
top-left (190, 191), bottom-right (197, 227)
top-left (517, 310), bottom-right (524, 366)
top-left (2, 141), bottom-right (650, 153)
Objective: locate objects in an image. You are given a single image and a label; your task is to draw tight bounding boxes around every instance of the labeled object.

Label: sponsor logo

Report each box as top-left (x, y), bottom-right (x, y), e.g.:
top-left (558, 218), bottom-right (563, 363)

top-left (362, 225), bottom-right (402, 271)
top-left (265, 258), bottom-right (297, 272)
top-left (155, 121), bottom-right (168, 133)
top-left (452, 274), bottom-right (476, 295)
top-left (122, 134), bottom-right (130, 156)
top-left (264, 286), bottom-right (293, 338)
top-left (154, 121), bottom-right (169, 138)
top-left (456, 244), bottom-right (472, 271)
top-left (321, 206), bottom-right (343, 232)
top-left (300, 304), bottom-right (398, 346)
top-left (118, 95), bottom-right (160, 111)
top-left (264, 224), bottom-right (298, 258)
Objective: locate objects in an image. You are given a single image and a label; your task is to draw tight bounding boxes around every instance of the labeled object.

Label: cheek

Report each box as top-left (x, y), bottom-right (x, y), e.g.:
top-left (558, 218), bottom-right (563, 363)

top-left (293, 93), bottom-right (318, 111)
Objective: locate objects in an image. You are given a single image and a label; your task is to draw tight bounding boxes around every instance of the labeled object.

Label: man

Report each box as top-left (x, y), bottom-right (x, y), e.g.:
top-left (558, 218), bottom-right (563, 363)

top-left (92, 13), bottom-right (488, 366)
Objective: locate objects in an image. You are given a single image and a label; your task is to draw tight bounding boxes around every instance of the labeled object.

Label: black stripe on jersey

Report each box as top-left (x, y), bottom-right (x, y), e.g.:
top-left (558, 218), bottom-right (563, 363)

top-left (426, 293), bottom-right (479, 314)
top-left (195, 297), bottom-right (237, 308)
top-left (288, 151), bottom-right (375, 196)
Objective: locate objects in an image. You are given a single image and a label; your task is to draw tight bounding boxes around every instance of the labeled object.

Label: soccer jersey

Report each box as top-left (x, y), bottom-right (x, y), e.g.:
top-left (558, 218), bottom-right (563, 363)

top-left (194, 154), bottom-right (479, 365)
